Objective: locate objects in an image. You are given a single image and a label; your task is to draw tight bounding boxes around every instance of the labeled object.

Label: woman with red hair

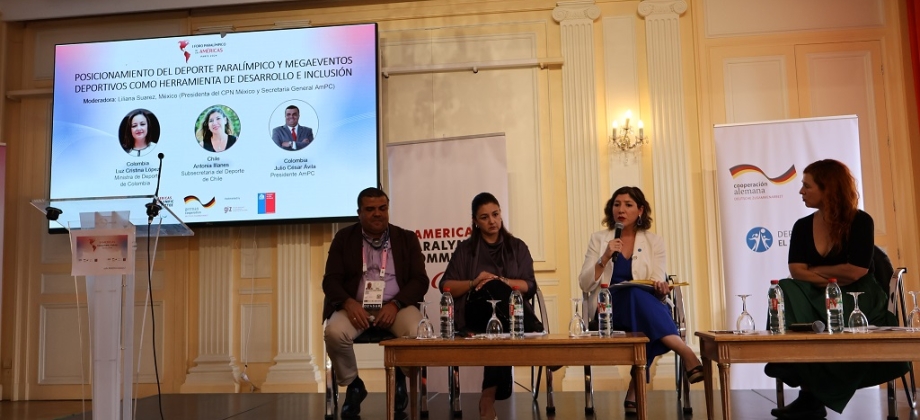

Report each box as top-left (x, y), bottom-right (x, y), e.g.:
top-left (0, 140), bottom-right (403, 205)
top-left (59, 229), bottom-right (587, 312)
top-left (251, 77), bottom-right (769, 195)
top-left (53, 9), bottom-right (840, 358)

top-left (767, 159), bottom-right (907, 419)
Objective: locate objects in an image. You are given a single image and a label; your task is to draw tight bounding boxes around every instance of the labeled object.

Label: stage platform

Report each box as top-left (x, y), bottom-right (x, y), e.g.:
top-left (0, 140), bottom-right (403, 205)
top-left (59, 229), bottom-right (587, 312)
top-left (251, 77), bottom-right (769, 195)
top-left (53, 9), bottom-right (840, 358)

top-left (0, 389), bottom-right (916, 420)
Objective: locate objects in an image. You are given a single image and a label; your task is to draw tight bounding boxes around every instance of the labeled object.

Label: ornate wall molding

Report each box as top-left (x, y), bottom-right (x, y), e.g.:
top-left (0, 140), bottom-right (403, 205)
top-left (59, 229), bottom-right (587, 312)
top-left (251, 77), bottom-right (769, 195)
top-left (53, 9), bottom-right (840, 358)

top-left (552, 1), bottom-right (601, 23)
top-left (180, 228), bottom-right (240, 393)
top-left (553, 0), bottom-right (603, 390)
top-left (262, 224), bottom-right (322, 392)
top-left (638, 0), bottom-right (687, 18)
top-left (638, 0), bottom-right (696, 334)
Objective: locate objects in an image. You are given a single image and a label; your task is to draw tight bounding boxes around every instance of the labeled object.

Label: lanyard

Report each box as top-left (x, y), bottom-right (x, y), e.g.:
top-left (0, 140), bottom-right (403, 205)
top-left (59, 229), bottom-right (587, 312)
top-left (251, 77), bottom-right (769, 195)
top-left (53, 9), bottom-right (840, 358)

top-left (362, 244), bottom-right (388, 281)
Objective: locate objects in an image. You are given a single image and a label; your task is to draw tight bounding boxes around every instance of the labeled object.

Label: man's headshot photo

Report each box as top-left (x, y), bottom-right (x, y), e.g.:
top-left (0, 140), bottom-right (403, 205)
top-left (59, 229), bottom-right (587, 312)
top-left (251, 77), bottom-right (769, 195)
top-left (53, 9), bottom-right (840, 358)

top-left (271, 104), bottom-right (314, 151)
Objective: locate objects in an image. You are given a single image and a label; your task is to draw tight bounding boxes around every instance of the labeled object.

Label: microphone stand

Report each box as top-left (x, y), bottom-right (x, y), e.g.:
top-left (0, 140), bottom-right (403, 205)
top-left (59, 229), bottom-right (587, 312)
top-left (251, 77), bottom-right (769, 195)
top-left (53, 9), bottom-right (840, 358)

top-left (145, 153), bottom-right (165, 225)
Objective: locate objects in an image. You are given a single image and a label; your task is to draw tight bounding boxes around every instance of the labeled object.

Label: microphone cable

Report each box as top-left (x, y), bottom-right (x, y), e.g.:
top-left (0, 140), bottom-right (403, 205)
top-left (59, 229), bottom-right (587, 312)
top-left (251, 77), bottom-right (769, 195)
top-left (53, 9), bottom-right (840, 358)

top-left (145, 221), bottom-right (166, 420)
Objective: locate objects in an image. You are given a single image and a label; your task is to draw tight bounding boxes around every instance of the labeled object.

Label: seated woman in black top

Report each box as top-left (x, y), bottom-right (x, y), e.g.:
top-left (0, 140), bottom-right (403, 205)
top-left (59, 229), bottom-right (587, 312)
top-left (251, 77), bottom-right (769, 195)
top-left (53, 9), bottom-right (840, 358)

top-left (767, 159), bottom-right (907, 419)
top-left (439, 192), bottom-right (539, 420)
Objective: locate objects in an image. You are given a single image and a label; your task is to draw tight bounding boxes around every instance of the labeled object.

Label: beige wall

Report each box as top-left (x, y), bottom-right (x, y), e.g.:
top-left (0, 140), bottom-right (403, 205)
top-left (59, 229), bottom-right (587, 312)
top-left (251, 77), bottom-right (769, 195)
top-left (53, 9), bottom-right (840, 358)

top-left (1, 0), bottom-right (917, 401)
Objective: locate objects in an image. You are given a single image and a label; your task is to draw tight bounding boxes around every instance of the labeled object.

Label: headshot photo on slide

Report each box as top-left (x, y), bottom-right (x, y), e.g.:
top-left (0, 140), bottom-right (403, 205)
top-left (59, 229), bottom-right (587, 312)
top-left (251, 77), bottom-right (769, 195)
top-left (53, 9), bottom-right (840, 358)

top-left (119, 108), bottom-right (160, 157)
top-left (195, 105), bottom-right (241, 153)
top-left (269, 100), bottom-right (318, 151)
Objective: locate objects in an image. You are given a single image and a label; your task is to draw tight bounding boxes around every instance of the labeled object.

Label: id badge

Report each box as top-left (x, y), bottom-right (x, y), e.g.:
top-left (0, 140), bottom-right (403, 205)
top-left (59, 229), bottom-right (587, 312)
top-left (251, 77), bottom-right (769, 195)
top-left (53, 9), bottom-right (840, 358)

top-left (362, 280), bottom-right (385, 309)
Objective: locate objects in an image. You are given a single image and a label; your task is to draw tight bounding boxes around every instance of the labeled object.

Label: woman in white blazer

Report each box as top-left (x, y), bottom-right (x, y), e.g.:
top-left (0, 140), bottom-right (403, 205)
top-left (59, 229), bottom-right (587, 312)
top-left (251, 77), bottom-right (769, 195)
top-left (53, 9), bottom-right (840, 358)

top-left (578, 186), bottom-right (703, 413)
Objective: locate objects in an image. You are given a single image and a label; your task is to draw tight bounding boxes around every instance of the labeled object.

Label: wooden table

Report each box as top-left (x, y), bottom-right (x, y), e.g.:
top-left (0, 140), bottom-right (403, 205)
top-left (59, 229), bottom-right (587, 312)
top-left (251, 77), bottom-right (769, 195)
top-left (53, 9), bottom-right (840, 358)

top-left (696, 330), bottom-right (920, 420)
top-left (381, 333), bottom-right (649, 420)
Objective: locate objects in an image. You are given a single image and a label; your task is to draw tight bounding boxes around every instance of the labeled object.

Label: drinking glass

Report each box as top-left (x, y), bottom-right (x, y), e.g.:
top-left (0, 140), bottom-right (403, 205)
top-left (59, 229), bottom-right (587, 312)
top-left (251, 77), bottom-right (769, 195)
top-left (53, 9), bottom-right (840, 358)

top-left (568, 297), bottom-right (587, 337)
top-left (734, 294), bottom-right (755, 334)
top-left (907, 291), bottom-right (920, 332)
top-left (416, 301), bottom-right (434, 339)
top-left (486, 300), bottom-right (503, 339)
top-left (847, 292), bottom-right (869, 333)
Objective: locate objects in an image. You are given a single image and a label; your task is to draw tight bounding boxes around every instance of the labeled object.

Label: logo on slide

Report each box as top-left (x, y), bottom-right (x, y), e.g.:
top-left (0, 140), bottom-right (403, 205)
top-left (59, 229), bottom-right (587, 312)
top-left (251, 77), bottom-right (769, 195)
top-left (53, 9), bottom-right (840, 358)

top-left (746, 227), bottom-right (773, 253)
top-left (178, 40), bottom-right (191, 63)
top-left (184, 195), bottom-right (216, 208)
top-left (729, 164), bottom-right (797, 184)
top-left (258, 193), bottom-right (276, 214)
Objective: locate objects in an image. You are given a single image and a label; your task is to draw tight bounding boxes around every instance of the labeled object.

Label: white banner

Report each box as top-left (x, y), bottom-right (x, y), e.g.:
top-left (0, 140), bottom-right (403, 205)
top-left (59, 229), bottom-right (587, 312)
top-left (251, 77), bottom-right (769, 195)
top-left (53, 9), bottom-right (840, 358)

top-left (714, 115), bottom-right (862, 389)
top-left (387, 133), bottom-right (508, 393)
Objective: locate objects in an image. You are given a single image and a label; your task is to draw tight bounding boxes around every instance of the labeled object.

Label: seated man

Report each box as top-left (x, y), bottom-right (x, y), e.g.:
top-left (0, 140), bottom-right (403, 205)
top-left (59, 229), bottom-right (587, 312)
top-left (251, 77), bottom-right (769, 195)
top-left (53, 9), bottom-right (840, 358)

top-left (323, 187), bottom-right (429, 418)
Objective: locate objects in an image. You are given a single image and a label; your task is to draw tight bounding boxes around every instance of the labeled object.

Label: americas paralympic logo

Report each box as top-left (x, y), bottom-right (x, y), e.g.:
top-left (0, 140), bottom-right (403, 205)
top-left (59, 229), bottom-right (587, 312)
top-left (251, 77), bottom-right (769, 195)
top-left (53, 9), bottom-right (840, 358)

top-left (178, 40), bottom-right (191, 62)
top-left (746, 227), bottom-right (773, 252)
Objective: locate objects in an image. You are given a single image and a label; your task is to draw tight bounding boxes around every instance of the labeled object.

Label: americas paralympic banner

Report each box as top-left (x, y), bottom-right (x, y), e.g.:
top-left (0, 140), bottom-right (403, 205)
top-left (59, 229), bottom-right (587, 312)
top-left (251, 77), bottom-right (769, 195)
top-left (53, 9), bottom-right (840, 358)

top-left (714, 115), bottom-right (862, 389)
top-left (388, 133), bottom-right (508, 393)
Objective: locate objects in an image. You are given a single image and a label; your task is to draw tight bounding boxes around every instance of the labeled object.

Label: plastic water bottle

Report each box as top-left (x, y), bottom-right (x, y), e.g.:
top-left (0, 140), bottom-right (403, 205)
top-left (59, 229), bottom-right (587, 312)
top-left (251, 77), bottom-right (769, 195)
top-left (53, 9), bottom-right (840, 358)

top-left (826, 278), bottom-right (844, 333)
top-left (440, 288), bottom-right (454, 339)
top-left (598, 284), bottom-right (613, 337)
top-left (510, 286), bottom-right (525, 338)
top-left (768, 280), bottom-right (786, 334)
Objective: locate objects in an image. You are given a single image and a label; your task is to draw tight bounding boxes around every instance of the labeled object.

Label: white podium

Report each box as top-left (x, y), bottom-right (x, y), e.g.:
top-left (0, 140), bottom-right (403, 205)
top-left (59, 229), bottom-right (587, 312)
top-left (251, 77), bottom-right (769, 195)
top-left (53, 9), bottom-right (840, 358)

top-left (32, 195), bottom-right (192, 420)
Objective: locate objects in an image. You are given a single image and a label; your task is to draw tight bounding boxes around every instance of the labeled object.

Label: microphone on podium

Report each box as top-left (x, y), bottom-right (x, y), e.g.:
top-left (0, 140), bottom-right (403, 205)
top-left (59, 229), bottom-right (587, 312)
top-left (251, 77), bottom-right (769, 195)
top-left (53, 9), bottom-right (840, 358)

top-left (611, 222), bottom-right (625, 261)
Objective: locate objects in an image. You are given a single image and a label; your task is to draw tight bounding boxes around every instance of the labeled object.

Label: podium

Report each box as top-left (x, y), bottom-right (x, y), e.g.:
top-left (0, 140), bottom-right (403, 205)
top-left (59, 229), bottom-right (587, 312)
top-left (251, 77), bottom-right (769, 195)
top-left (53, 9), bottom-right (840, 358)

top-left (32, 195), bottom-right (192, 420)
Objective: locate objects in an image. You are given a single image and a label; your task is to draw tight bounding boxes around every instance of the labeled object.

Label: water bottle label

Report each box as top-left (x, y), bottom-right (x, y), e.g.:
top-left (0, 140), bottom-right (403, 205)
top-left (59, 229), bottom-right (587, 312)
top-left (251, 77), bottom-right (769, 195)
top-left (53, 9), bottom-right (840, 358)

top-left (770, 298), bottom-right (779, 311)
top-left (826, 297), bottom-right (840, 310)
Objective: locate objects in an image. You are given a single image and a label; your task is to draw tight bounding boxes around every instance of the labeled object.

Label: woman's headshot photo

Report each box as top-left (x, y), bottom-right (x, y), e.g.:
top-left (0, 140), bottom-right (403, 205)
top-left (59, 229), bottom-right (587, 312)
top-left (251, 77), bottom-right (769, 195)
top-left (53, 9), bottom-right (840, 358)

top-left (195, 105), bottom-right (241, 153)
top-left (118, 108), bottom-right (160, 157)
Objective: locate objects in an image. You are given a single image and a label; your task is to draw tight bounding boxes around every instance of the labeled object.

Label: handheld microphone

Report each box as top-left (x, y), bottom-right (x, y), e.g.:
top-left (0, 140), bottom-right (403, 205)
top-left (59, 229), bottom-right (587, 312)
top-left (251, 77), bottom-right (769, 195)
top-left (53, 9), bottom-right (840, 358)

top-left (789, 320), bottom-right (825, 333)
top-left (145, 153), bottom-right (165, 223)
top-left (611, 222), bottom-right (624, 260)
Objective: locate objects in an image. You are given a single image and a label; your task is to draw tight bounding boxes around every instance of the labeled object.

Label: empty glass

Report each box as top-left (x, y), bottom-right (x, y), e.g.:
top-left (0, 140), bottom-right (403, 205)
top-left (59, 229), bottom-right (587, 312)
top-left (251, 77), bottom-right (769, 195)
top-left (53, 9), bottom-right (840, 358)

top-left (907, 291), bottom-right (920, 332)
top-left (847, 292), bottom-right (869, 333)
top-left (734, 294), bottom-right (755, 334)
top-left (568, 297), bottom-right (587, 337)
top-left (486, 300), bottom-right (503, 339)
top-left (416, 301), bottom-right (434, 339)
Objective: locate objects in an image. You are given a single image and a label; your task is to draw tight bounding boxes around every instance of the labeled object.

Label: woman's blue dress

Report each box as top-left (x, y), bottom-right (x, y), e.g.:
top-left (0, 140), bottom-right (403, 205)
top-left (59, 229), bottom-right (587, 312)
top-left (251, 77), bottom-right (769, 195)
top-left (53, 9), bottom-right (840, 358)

top-left (610, 253), bottom-right (677, 376)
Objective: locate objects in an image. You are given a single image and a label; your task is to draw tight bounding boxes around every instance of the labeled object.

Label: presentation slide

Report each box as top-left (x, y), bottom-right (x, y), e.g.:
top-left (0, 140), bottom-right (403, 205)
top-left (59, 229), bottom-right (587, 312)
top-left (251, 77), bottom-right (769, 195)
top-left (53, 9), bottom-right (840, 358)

top-left (50, 23), bottom-right (378, 227)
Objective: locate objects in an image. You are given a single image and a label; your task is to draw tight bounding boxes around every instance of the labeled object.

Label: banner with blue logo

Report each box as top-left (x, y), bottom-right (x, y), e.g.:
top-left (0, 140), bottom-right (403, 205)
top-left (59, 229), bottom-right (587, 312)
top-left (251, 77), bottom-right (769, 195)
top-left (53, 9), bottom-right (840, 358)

top-left (715, 115), bottom-right (862, 389)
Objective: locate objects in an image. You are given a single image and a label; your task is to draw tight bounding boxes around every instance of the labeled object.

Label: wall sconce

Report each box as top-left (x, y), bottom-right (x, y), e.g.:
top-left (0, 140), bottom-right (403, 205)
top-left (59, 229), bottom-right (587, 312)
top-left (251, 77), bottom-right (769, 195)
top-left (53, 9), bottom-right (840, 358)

top-left (609, 110), bottom-right (648, 152)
